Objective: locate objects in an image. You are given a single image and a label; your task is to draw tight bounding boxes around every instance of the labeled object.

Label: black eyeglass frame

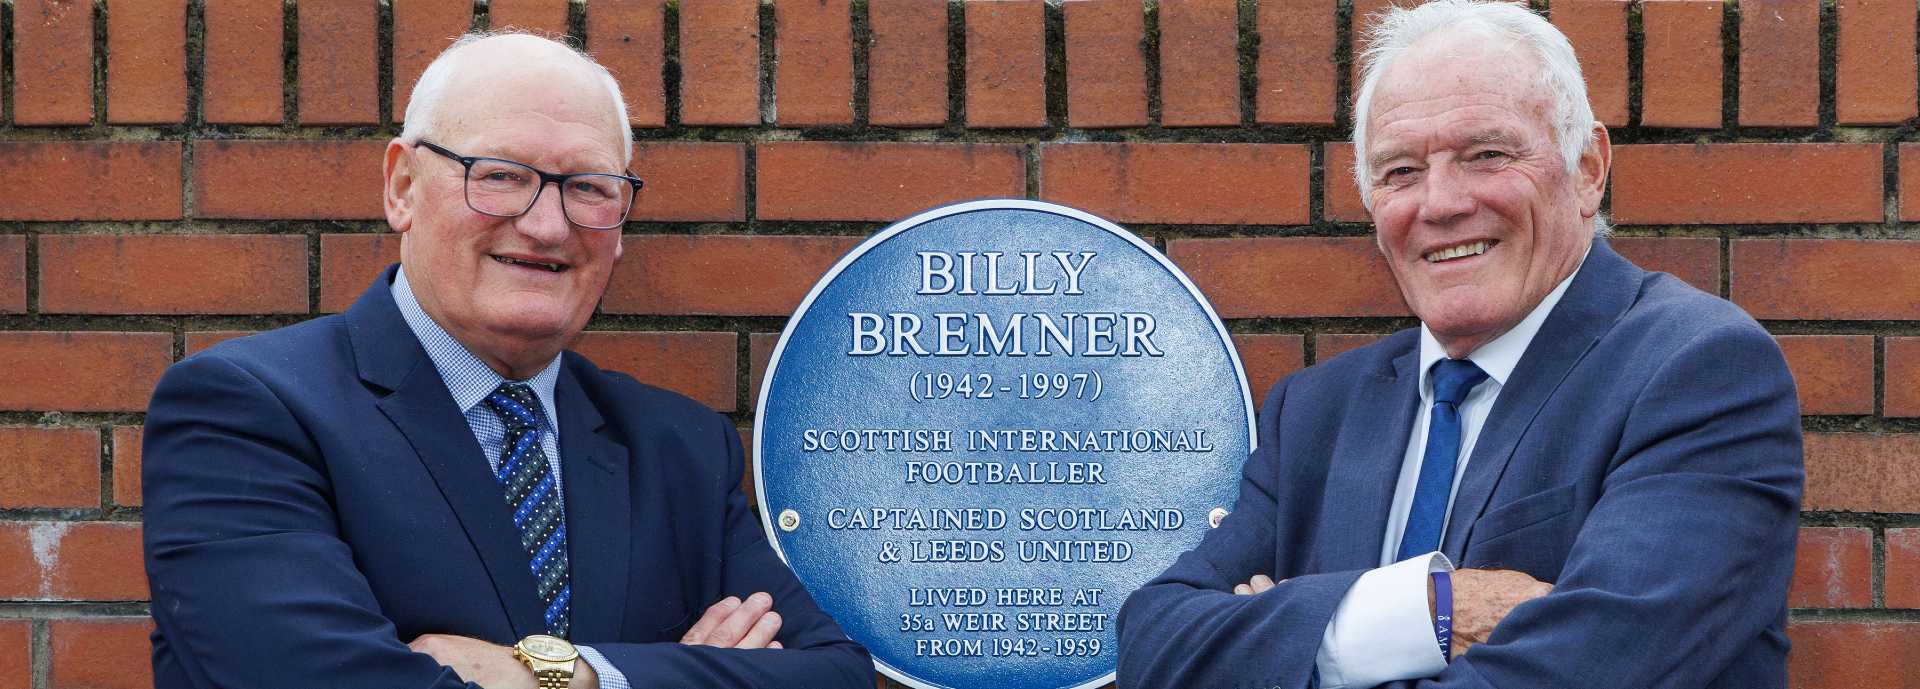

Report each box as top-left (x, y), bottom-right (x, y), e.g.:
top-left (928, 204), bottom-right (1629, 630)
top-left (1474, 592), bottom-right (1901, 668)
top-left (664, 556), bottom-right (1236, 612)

top-left (414, 139), bottom-right (644, 230)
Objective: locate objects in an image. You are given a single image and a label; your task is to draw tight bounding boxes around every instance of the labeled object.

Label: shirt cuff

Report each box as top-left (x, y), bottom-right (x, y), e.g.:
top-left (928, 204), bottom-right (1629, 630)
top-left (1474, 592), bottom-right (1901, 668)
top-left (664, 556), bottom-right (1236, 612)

top-left (576, 645), bottom-right (628, 689)
top-left (1313, 552), bottom-right (1456, 689)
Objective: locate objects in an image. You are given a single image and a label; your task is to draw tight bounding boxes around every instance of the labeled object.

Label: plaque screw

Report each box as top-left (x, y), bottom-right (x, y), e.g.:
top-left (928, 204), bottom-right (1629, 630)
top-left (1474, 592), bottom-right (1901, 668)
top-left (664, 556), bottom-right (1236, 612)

top-left (778, 509), bottom-right (801, 532)
top-left (1208, 508), bottom-right (1229, 528)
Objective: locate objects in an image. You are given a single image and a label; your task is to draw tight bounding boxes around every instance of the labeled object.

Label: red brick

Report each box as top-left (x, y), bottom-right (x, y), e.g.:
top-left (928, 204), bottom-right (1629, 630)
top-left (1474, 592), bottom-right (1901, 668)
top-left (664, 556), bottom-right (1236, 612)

top-left (756, 142), bottom-right (1026, 221)
top-left (1255, 0), bottom-right (1335, 125)
top-left (1888, 338), bottom-right (1920, 418)
top-left (629, 142), bottom-right (746, 222)
top-left (1788, 527), bottom-right (1873, 609)
top-left (0, 522), bottom-right (146, 600)
top-left (1168, 238), bottom-right (1406, 318)
top-left (1316, 333), bottom-right (1388, 363)
top-left (488, 0), bottom-right (570, 34)
top-left (1787, 623), bottom-right (1920, 689)
top-left (1323, 142), bottom-right (1369, 222)
top-left (868, 0), bottom-right (949, 127)
top-left (107, 0), bottom-right (187, 123)
top-left (1889, 528), bottom-right (1920, 609)
top-left (1803, 433), bottom-right (1920, 513)
top-left (298, 0), bottom-right (379, 125)
top-left (49, 618), bottom-right (155, 689)
top-left (0, 236), bottom-right (23, 313)
top-left (1837, 0), bottom-right (1918, 124)
top-left (111, 425), bottom-right (142, 507)
top-left (0, 426), bottom-right (99, 508)
top-left (1733, 240), bottom-right (1920, 320)
top-left (13, 0), bottom-right (93, 124)
top-left (1551, 0), bottom-right (1629, 126)
top-left (588, 0), bottom-right (667, 127)
top-left (605, 235), bottom-right (860, 316)
top-left (204, 0), bottom-right (285, 124)
top-left (1065, 0), bottom-right (1148, 128)
top-left (1608, 236), bottom-right (1720, 295)
top-left (1737, 0), bottom-right (1818, 127)
top-left (1232, 334), bottom-right (1305, 405)
top-left (570, 331), bottom-right (737, 412)
top-left (1901, 144), bottom-right (1920, 222)
top-left (1772, 336), bottom-right (1875, 416)
top-left (184, 331), bottom-right (255, 357)
top-left (1641, 0), bottom-right (1723, 128)
top-left (392, 1), bottom-right (474, 122)
top-left (680, 0), bottom-right (761, 126)
top-left (1159, 0), bottom-right (1240, 127)
top-left (966, 0), bottom-right (1046, 128)
top-left (1041, 143), bottom-right (1310, 225)
top-left (0, 333), bottom-right (172, 412)
top-left (40, 235), bottom-right (308, 315)
top-left (319, 234), bottom-right (401, 313)
top-left (748, 332), bottom-right (779, 409)
top-left (194, 140), bottom-right (386, 219)
top-left (0, 142), bottom-right (182, 221)
top-left (774, 0), bottom-right (854, 126)
top-left (1612, 144), bottom-right (1882, 224)
top-left (0, 619), bottom-right (25, 689)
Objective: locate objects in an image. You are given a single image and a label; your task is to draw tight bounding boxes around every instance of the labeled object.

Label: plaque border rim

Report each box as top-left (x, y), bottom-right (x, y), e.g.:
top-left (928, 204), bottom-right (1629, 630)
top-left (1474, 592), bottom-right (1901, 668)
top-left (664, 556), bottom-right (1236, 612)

top-left (751, 198), bottom-right (1259, 689)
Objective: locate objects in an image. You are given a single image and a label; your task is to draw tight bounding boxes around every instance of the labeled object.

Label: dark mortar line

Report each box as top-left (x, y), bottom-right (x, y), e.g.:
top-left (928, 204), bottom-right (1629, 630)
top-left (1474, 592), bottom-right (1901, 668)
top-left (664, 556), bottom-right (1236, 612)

top-left (662, 0), bottom-right (681, 128)
top-left (1625, 0), bottom-right (1644, 128)
top-left (1720, 0), bottom-right (1739, 132)
top-left (758, 0), bottom-right (776, 126)
top-left (1885, 141), bottom-right (1901, 227)
top-left (850, 0), bottom-right (870, 128)
top-left (1875, 334), bottom-right (1886, 419)
top-left (3, 0), bottom-right (15, 128)
top-left (0, 411), bottom-right (140, 428)
top-left (97, 422), bottom-right (114, 512)
top-left (183, 0), bottom-right (207, 220)
top-left (1818, 0), bottom-right (1837, 133)
top-left (1308, 128), bottom-right (1326, 226)
top-left (1041, 0), bottom-right (1065, 130)
top-left (568, 0), bottom-right (587, 45)
top-left (1787, 608), bottom-right (1920, 622)
top-left (1718, 231), bottom-right (1731, 299)
top-left (283, 0), bottom-right (299, 127)
top-left (91, 0), bottom-right (106, 128)
top-left (18, 219), bottom-right (390, 235)
top-left (0, 313), bottom-right (319, 334)
top-left (1873, 522), bottom-right (1887, 608)
top-left (470, 0), bottom-right (487, 32)
top-left (377, 0), bottom-right (394, 132)
top-left (22, 225), bottom-right (36, 315)
top-left (742, 133), bottom-right (758, 222)
top-left (1756, 320), bottom-right (1920, 337)
top-left (1801, 415), bottom-right (1920, 435)
top-left (30, 618), bottom-right (47, 689)
top-left (1143, 0), bottom-right (1161, 125)
top-left (1799, 511), bottom-right (1920, 528)
top-left (306, 231), bottom-right (321, 316)
top-left (0, 601), bottom-right (152, 618)
top-left (734, 327), bottom-right (752, 421)
top-left (945, 0), bottom-right (965, 129)
top-left (1333, 0), bottom-right (1354, 129)
top-left (1236, 0), bottom-right (1257, 127)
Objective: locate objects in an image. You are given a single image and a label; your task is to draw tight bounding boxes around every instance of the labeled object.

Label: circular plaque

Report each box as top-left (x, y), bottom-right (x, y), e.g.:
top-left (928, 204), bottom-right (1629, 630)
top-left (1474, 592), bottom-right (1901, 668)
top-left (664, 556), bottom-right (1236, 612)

top-left (755, 200), bottom-right (1254, 689)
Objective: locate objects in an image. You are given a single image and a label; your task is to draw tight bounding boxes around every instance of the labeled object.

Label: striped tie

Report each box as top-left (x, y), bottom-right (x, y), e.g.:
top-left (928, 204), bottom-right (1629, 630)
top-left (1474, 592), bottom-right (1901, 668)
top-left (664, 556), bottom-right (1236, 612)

top-left (483, 383), bottom-right (571, 639)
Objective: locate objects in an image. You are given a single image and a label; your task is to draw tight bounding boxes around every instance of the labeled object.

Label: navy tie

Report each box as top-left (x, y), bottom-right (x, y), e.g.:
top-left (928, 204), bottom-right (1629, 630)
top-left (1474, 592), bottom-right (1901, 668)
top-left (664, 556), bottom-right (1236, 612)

top-left (1397, 358), bottom-right (1489, 561)
top-left (483, 383), bottom-right (571, 638)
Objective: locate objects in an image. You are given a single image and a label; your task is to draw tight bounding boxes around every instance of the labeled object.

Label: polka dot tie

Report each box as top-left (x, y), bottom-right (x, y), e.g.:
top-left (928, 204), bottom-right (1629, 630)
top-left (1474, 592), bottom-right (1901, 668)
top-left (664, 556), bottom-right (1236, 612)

top-left (483, 382), bottom-right (571, 639)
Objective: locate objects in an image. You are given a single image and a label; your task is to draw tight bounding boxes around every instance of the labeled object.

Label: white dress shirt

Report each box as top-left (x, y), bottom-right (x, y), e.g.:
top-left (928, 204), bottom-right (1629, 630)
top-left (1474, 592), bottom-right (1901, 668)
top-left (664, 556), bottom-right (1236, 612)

top-left (1314, 253), bottom-right (1585, 689)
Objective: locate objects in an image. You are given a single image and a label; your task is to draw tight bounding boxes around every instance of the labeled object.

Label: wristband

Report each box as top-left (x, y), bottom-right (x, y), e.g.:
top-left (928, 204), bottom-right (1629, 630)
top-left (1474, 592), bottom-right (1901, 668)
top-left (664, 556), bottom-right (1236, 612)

top-left (1431, 570), bottom-right (1453, 663)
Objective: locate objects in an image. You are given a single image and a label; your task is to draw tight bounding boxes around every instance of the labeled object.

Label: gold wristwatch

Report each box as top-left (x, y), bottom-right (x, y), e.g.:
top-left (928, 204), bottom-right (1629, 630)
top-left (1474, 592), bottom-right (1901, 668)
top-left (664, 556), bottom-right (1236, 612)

top-left (512, 634), bottom-right (578, 689)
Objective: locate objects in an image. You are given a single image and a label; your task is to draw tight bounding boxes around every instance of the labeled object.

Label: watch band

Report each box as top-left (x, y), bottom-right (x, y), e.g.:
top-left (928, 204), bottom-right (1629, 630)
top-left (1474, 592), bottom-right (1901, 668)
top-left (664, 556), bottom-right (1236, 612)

top-left (534, 668), bottom-right (571, 689)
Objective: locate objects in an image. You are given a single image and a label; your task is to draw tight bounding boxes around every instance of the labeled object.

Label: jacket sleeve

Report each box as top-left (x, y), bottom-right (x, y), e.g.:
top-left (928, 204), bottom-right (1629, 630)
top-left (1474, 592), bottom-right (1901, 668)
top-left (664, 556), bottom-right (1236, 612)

top-left (1385, 321), bottom-right (1803, 689)
top-left (143, 353), bottom-right (481, 689)
top-left (1118, 376), bottom-right (1370, 689)
top-left (585, 418), bottom-right (875, 689)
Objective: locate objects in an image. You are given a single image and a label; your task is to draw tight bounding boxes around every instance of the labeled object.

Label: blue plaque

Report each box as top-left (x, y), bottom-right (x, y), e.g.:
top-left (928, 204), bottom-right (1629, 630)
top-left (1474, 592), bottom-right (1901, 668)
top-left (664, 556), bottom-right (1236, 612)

top-left (755, 200), bottom-right (1255, 689)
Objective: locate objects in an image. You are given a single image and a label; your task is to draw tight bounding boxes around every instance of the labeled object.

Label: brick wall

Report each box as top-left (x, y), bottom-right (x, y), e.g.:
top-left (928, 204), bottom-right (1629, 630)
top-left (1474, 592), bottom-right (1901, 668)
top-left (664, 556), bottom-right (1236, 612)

top-left (0, 0), bottom-right (1915, 687)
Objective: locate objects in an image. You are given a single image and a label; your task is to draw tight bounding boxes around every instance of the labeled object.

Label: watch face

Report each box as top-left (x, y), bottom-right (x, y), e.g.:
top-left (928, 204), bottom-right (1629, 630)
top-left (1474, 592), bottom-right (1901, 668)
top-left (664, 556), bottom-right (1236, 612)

top-left (519, 634), bottom-right (577, 661)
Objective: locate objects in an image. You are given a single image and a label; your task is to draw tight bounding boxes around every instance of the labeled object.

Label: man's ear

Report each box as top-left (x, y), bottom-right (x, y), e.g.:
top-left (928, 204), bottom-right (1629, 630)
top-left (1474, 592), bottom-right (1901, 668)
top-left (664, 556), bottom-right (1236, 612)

top-left (1576, 124), bottom-right (1611, 219)
top-left (383, 139), bottom-right (416, 233)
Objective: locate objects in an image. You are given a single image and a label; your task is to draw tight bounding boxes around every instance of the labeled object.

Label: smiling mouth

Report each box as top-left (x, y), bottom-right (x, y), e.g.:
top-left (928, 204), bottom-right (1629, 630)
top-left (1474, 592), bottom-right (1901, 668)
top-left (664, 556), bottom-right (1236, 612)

top-left (492, 255), bottom-right (568, 273)
top-left (1424, 240), bottom-right (1496, 263)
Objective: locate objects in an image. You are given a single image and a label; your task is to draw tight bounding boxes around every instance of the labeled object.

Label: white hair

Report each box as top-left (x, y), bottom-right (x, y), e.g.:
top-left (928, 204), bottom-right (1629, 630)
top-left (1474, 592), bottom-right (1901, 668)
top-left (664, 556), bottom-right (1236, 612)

top-left (1351, 0), bottom-right (1597, 225)
top-left (400, 31), bottom-right (633, 166)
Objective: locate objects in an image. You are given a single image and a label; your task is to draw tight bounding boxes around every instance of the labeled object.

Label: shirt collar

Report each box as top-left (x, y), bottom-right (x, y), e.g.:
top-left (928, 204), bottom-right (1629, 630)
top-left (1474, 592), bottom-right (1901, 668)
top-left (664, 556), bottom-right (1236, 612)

top-left (392, 266), bottom-right (563, 426)
top-left (1417, 246), bottom-right (1589, 391)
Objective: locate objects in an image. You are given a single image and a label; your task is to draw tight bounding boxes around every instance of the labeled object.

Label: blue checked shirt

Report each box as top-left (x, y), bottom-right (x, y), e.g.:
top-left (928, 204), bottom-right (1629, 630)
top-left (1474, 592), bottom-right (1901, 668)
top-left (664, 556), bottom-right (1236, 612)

top-left (393, 268), bottom-right (630, 689)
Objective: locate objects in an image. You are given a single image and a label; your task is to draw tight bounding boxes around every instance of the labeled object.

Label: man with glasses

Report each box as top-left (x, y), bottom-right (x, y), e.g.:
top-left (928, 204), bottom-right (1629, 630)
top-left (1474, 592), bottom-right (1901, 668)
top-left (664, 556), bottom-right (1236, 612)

top-left (141, 32), bottom-right (871, 689)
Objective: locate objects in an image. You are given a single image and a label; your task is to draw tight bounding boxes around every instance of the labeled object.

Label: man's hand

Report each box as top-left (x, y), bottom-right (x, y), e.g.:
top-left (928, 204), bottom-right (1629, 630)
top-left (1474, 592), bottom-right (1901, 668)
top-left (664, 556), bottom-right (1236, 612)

top-left (1441, 568), bottom-right (1552, 658)
top-left (408, 634), bottom-right (599, 689)
top-left (1231, 575), bottom-right (1279, 595)
top-left (680, 592), bottom-right (785, 649)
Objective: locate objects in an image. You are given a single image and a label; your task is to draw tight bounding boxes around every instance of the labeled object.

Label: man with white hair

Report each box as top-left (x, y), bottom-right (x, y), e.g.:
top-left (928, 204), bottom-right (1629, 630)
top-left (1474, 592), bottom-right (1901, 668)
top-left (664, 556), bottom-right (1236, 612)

top-left (1118, 2), bottom-right (1801, 687)
top-left (142, 32), bottom-right (871, 688)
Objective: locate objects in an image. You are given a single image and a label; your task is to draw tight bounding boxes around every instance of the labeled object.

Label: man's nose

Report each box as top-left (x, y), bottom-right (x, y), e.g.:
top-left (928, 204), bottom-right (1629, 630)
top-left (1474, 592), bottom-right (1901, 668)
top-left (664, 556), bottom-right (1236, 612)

top-left (1417, 162), bottom-right (1476, 225)
top-left (514, 181), bottom-right (574, 245)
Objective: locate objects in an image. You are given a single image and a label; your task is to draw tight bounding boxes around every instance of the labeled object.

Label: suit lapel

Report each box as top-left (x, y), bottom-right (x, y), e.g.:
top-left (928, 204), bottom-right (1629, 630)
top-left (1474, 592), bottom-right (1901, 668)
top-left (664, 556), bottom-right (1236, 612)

top-left (1441, 240), bottom-right (1641, 558)
top-left (347, 266), bottom-right (547, 637)
top-left (1320, 341), bottom-right (1423, 571)
top-left (554, 364), bottom-right (633, 642)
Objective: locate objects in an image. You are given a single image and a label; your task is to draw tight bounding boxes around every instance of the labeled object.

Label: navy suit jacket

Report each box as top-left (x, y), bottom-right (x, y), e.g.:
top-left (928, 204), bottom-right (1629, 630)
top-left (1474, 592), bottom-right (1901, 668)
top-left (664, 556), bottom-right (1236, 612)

top-left (1118, 240), bottom-right (1803, 689)
top-left (142, 266), bottom-right (872, 688)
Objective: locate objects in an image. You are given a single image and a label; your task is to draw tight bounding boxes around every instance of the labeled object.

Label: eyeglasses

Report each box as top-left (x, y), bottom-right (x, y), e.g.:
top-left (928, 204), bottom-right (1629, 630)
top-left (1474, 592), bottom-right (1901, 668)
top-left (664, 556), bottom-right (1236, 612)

top-left (414, 140), bottom-right (644, 230)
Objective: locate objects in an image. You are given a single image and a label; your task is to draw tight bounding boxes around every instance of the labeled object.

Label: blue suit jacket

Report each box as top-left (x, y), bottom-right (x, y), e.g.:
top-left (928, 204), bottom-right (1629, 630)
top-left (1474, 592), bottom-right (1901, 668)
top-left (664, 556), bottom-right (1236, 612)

top-left (1118, 240), bottom-right (1803, 689)
top-left (142, 266), bottom-right (872, 688)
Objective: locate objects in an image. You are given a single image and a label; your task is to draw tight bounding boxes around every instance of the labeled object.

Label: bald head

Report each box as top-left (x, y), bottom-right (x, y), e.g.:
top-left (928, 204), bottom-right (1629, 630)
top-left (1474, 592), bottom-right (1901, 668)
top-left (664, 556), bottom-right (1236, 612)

top-left (401, 32), bottom-right (632, 166)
